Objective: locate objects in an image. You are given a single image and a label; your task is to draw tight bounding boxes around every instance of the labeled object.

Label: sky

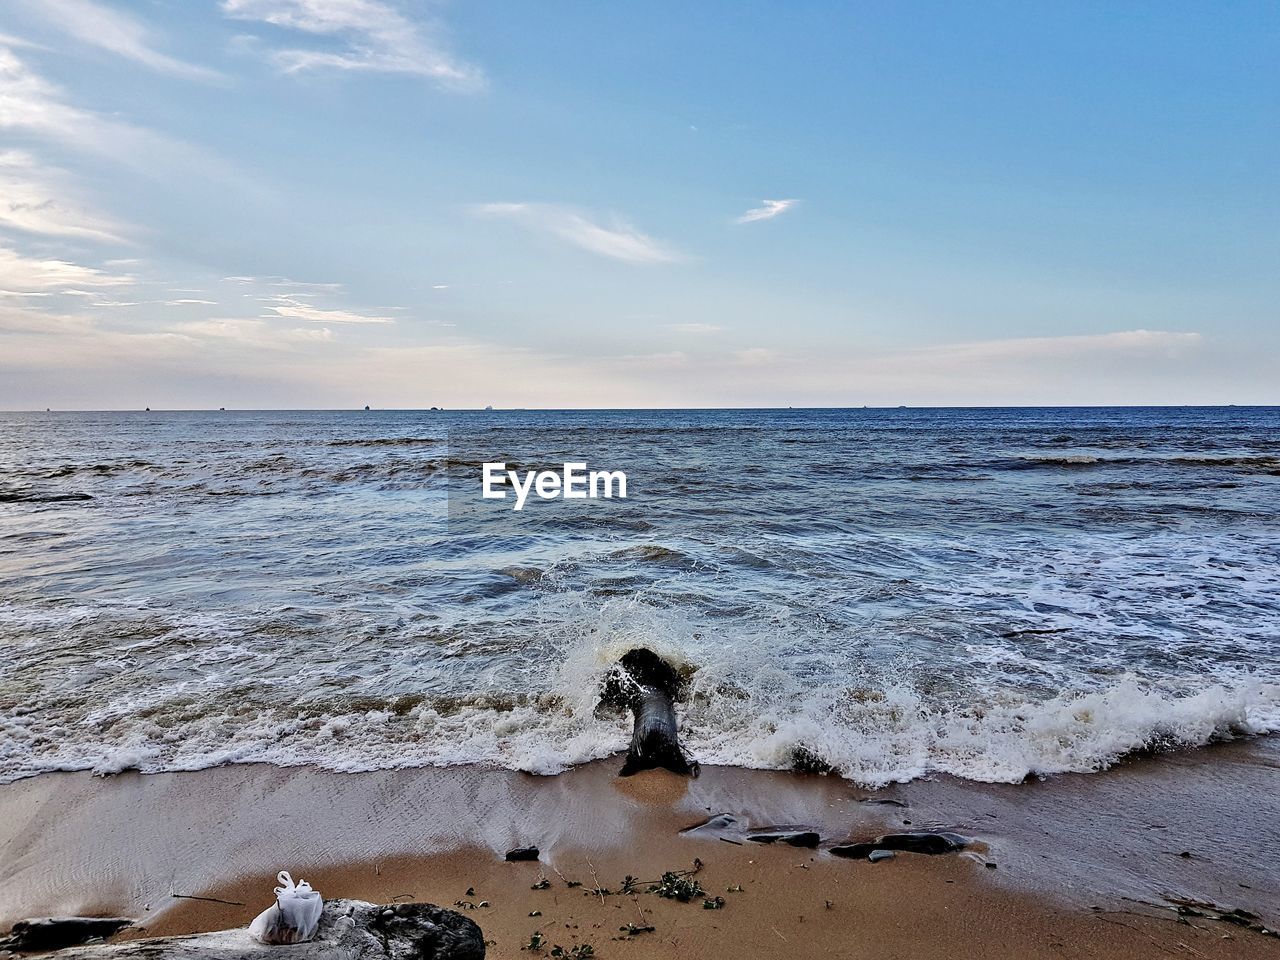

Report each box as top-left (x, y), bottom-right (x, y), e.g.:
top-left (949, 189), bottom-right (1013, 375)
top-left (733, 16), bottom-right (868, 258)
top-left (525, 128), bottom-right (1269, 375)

top-left (0, 0), bottom-right (1276, 409)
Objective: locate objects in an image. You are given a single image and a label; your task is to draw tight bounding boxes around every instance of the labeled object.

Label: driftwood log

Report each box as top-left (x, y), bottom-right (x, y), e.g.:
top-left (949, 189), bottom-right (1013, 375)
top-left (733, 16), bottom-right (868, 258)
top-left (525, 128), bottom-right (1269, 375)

top-left (601, 648), bottom-right (697, 777)
top-left (3, 900), bottom-right (484, 960)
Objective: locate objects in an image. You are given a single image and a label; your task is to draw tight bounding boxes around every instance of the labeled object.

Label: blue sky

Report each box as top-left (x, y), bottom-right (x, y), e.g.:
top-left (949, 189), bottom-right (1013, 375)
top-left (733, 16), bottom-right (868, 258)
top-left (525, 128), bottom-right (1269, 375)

top-left (0, 1), bottom-right (1276, 408)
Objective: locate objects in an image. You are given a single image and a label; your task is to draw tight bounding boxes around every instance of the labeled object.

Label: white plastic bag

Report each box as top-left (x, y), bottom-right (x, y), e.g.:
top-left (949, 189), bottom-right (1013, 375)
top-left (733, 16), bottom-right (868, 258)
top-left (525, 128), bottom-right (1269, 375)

top-left (248, 871), bottom-right (324, 945)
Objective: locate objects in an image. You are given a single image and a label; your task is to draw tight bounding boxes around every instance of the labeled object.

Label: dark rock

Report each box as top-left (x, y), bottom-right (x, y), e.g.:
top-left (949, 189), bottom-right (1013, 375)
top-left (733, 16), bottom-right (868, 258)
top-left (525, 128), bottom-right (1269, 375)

top-left (830, 831), bottom-right (970, 859)
top-left (685, 813), bottom-right (739, 833)
top-left (746, 829), bottom-right (821, 848)
top-left (16, 900), bottom-right (483, 960)
top-left (505, 847), bottom-right (539, 862)
top-left (2, 918), bottom-right (134, 952)
top-left (789, 746), bottom-right (835, 775)
top-left (867, 850), bottom-right (896, 863)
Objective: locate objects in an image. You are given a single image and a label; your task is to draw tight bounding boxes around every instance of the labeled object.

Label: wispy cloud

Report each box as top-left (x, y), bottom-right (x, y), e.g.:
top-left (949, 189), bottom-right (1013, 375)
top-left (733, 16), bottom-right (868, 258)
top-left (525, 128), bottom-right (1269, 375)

top-left (262, 294), bottom-right (393, 324)
top-left (222, 0), bottom-right (482, 89)
top-left (224, 275), bottom-right (343, 293)
top-left (932, 329), bottom-right (1203, 362)
top-left (736, 199), bottom-right (798, 224)
top-left (0, 44), bottom-right (234, 180)
top-left (0, 31), bottom-right (44, 51)
top-left (177, 318), bottom-right (335, 347)
top-left (475, 202), bottom-right (682, 265)
top-left (0, 44), bottom-right (96, 144)
top-left (0, 150), bottom-right (128, 242)
top-left (16, 0), bottom-right (222, 81)
top-left (0, 245), bottom-right (133, 293)
top-left (667, 322), bottom-right (721, 334)
top-left (733, 347), bottom-right (786, 366)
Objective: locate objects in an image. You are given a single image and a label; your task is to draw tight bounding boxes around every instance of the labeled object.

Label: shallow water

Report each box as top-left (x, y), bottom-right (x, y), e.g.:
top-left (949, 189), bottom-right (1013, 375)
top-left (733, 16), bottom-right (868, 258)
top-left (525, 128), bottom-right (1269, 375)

top-left (1, 407), bottom-right (1277, 784)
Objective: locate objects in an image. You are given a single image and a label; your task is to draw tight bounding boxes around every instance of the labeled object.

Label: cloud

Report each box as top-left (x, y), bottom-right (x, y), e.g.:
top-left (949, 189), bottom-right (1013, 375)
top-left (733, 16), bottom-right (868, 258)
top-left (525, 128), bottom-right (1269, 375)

top-left (475, 202), bottom-right (681, 264)
top-left (164, 299), bottom-right (218, 306)
top-left (221, 0), bottom-right (482, 89)
top-left (0, 315), bottom-right (1241, 410)
top-left (733, 347), bottom-right (786, 366)
top-left (736, 199), bottom-right (798, 224)
top-left (0, 31), bottom-right (44, 50)
top-left (0, 245), bottom-right (133, 292)
top-left (0, 150), bottom-right (128, 242)
top-left (224, 275), bottom-right (343, 292)
top-left (16, 0), bottom-right (222, 81)
top-left (931, 329), bottom-right (1203, 362)
top-left (667, 322), bottom-right (721, 334)
top-left (0, 45), bottom-right (97, 144)
top-left (177, 318), bottom-right (335, 347)
top-left (0, 44), bottom-right (234, 180)
top-left (262, 294), bottom-right (393, 324)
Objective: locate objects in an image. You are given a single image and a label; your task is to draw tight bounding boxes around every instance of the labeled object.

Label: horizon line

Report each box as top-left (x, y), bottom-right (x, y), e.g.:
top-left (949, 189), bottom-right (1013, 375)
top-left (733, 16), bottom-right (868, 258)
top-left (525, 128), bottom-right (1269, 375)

top-left (3, 403), bottom-right (1277, 414)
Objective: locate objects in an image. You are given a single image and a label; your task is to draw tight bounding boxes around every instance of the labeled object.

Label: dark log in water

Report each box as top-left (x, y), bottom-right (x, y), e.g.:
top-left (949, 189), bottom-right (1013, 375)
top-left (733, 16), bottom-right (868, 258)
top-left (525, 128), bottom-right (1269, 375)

top-left (601, 649), bottom-right (697, 777)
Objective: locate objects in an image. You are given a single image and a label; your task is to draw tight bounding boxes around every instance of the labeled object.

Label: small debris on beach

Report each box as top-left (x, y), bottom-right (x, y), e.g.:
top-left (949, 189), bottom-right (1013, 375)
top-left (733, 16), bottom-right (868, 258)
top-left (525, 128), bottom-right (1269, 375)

top-left (868, 850), bottom-right (896, 863)
top-left (617, 922), bottom-right (655, 937)
top-left (652, 871), bottom-right (706, 902)
top-left (1163, 897), bottom-right (1278, 938)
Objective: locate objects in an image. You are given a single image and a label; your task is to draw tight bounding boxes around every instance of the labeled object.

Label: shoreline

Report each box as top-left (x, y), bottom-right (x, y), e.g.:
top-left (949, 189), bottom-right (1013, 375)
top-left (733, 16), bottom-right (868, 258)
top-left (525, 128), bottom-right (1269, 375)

top-left (2, 738), bottom-right (1277, 957)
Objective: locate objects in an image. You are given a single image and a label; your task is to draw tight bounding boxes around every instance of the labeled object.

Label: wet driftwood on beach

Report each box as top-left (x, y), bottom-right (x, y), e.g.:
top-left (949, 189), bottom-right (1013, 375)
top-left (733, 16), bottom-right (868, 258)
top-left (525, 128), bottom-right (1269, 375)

top-left (5, 901), bottom-right (484, 960)
top-left (830, 831), bottom-right (970, 859)
top-left (601, 649), bottom-right (697, 777)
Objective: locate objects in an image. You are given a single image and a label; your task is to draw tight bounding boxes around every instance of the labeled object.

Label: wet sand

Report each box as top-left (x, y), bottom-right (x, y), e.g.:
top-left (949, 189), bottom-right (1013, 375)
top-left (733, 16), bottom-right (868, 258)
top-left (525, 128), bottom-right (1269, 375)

top-left (1, 739), bottom-right (1277, 958)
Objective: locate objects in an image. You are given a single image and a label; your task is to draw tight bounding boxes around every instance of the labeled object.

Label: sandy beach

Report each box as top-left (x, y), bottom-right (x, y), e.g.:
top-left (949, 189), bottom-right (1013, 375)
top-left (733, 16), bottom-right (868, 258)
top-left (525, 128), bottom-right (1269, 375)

top-left (2, 738), bottom-right (1277, 958)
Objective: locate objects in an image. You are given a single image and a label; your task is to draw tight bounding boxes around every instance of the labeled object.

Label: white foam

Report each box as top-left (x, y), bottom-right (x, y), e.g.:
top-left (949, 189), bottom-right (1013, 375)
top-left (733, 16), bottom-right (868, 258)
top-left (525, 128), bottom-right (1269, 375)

top-left (2, 595), bottom-right (1277, 787)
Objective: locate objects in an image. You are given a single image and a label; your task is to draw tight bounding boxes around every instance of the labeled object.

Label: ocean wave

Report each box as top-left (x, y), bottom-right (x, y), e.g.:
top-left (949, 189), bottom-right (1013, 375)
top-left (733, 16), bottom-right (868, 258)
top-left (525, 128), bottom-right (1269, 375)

top-left (2, 596), bottom-right (1277, 787)
top-left (2, 672), bottom-right (1273, 787)
top-left (1010, 453), bottom-right (1280, 472)
top-left (0, 488), bottom-right (93, 503)
top-left (328, 437), bottom-right (442, 447)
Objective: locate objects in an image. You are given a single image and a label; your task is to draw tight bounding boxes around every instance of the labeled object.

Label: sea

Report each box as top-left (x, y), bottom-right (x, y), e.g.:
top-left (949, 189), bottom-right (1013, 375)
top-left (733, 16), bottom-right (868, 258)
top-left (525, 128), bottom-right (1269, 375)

top-left (1, 407), bottom-right (1277, 786)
